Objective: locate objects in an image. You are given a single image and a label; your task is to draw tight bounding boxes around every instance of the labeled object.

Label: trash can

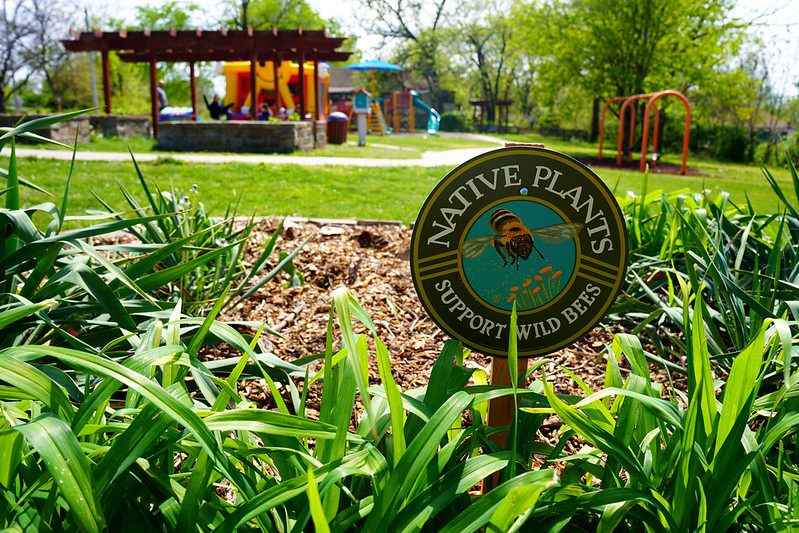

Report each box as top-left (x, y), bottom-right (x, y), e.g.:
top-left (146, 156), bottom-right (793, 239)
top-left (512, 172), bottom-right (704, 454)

top-left (326, 111), bottom-right (349, 144)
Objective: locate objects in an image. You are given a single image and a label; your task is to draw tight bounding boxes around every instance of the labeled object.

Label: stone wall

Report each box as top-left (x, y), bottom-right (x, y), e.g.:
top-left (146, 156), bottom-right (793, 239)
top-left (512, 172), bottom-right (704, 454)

top-left (313, 120), bottom-right (327, 149)
top-left (90, 115), bottom-right (151, 139)
top-left (157, 120), bottom-right (328, 153)
top-left (0, 114), bottom-right (90, 144)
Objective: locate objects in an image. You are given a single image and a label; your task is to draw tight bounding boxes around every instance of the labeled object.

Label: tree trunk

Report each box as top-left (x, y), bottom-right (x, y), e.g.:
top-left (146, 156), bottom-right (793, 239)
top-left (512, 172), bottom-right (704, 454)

top-left (590, 97), bottom-right (600, 143)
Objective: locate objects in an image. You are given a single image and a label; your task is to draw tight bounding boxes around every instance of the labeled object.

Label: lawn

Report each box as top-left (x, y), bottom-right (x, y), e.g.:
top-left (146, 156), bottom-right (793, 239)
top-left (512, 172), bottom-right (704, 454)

top-left (31, 131), bottom-right (497, 159)
top-left (4, 131), bottom-right (787, 226)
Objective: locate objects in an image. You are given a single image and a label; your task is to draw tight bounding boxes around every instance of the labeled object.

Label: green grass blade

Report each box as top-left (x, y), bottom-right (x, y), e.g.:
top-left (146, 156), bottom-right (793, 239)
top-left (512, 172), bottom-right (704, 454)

top-left (0, 109), bottom-right (91, 143)
top-left (5, 345), bottom-right (257, 499)
top-left (374, 335), bottom-right (406, 466)
top-left (14, 414), bottom-right (106, 532)
top-left (65, 263), bottom-right (137, 331)
top-left (0, 300), bottom-right (55, 329)
top-left (541, 374), bottom-right (651, 487)
top-left (362, 391), bottom-right (473, 532)
top-left (332, 287), bottom-right (377, 439)
top-left (74, 239), bottom-right (158, 306)
top-left (5, 138), bottom-right (19, 212)
top-left (56, 137), bottom-right (80, 234)
top-left (203, 409), bottom-right (336, 439)
top-left (716, 320), bottom-right (767, 452)
top-left (487, 485), bottom-right (544, 532)
top-left (689, 286), bottom-right (717, 441)
top-left (93, 402), bottom-right (175, 493)
top-left (391, 454), bottom-right (508, 532)
top-left (0, 426), bottom-right (25, 489)
top-left (231, 230), bottom-right (316, 307)
top-left (505, 303), bottom-right (519, 483)
top-left (0, 356), bottom-right (75, 422)
top-left (437, 470), bottom-right (558, 533)
top-left (175, 452), bottom-right (213, 532)
top-left (133, 241), bottom-right (242, 293)
top-left (216, 460), bottom-right (370, 532)
top-left (306, 468), bottom-right (331, 533)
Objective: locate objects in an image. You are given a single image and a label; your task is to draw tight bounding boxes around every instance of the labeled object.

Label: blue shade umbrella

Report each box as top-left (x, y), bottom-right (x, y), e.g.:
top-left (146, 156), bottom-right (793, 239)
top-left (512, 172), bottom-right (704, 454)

top-left (344, 60), bottom-right (404, 95)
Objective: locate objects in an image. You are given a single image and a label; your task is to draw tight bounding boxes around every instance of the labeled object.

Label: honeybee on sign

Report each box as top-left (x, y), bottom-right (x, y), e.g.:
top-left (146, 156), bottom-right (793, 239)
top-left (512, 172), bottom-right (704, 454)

top-left (461, 208), bottom-right (583, 270)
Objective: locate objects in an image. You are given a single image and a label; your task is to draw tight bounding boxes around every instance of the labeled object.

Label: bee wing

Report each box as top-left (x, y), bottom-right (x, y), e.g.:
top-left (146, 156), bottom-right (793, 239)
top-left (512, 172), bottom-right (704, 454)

top-left (531, 223), bottom-right (585, 244)
top-left (460, 235), bottom-right (496, 259)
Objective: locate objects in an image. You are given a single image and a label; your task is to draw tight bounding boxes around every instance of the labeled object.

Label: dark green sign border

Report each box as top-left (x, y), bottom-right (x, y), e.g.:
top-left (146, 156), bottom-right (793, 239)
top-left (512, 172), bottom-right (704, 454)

top-left (410, 146), bottom-right (628, 358)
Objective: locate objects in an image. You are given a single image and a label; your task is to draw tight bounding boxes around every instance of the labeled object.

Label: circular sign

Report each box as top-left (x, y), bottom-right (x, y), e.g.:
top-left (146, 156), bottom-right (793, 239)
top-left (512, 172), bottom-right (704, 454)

top-left (410, 146), bottom-right (628, 358)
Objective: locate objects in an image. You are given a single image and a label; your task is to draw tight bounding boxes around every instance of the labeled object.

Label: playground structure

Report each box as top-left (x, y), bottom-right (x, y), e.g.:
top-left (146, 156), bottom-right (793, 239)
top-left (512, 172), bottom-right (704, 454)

top-left (223, 60), bottom-right (328, 119)
top-left (350, 91), bottom-right (440, 135)
top-left (598, 90), bottom-right (691, 174)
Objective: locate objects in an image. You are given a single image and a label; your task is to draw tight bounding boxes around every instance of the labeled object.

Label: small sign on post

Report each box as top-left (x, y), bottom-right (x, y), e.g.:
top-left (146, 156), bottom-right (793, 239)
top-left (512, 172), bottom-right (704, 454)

top-left (352, 88), bottom-right (371, 147)
top-left (409, 145), bottom-right (628, 488)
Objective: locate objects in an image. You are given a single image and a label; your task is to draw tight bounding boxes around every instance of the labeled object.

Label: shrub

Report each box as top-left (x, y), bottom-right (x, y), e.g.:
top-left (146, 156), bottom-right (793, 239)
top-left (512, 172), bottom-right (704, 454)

top-left (755, 131), bottom-right (799, 168)
top-left (439, 111), bottom-right (471, 132)
top-left (714, 126), bottom-right (749, 162)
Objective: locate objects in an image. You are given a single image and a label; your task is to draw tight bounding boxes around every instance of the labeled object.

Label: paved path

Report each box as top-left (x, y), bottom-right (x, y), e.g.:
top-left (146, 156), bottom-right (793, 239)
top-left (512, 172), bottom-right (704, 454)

top-left (1, 133), bottom-right (508, 168)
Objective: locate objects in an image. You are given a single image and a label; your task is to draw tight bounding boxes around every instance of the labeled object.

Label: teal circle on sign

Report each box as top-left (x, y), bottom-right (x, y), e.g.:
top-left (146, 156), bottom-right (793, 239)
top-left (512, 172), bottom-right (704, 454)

top-left (410, 145), bottom-right (628, 358)
top-left (462, 199), bottom-right (578, 312)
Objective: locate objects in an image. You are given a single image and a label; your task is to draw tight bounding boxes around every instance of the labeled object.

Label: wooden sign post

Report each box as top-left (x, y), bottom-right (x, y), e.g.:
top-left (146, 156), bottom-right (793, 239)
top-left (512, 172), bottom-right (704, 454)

top-left (409, 144), bottom-right (628, 491)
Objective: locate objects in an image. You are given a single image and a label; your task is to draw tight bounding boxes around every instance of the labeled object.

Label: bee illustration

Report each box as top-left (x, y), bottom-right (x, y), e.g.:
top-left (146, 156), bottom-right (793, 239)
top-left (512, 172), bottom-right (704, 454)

top-left (461, 208), bottom-right (583, 269)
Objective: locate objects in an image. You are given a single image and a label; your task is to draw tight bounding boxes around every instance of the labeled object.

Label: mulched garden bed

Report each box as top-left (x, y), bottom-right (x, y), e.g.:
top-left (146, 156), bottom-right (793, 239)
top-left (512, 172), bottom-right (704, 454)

top-left (218, 218), bottom-right (682, 411)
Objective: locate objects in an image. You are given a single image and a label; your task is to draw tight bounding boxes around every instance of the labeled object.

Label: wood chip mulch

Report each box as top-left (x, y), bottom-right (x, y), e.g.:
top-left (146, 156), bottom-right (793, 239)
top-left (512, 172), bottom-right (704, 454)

top-left (219, 217), bottom-right (681, 405)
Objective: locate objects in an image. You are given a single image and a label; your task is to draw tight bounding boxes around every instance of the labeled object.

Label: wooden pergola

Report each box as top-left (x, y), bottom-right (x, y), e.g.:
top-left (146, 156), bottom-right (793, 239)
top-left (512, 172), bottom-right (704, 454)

top-left (469, 100), bottom-right (513, 134)
top-left (61, 28), bottom-right (351, 137)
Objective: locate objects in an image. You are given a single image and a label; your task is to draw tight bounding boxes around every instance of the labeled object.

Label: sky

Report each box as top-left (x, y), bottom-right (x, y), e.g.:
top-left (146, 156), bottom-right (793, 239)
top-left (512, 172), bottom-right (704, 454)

top-left (82, 0), bottom-right (798, 96)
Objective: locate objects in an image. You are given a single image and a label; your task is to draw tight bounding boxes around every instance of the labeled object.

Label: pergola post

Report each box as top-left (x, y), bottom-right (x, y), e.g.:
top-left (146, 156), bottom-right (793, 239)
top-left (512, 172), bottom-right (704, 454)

top-left (273, 54), bottom-right (281, 111)
top-left (149, 57), bottom-right (158, 138)
top-left (313, 60), bottom-right (320, 118)
top-left (189, 61), bottom-right (197, 121)
top-left (101, 50), bottom-right (111, 114)
top-left (249, 50), bottom-right (257, 120)
top-left (299, 51), bottom-right (306, 119)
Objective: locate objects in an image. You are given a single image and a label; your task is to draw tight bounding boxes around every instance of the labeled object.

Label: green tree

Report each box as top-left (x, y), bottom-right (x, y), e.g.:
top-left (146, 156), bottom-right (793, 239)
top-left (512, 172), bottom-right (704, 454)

top-left (354, 0), bottom-right (452, 107)
top-left (0, 0), bottom-right (80, 113)
top-left (133, 1), bottom-right (199, 30)
top-left (515, 0), bottom-right (749, 140)
top-left (220, 0), bottom-right (332, 30)
top-left (451, 0), bottom-right (518, 125)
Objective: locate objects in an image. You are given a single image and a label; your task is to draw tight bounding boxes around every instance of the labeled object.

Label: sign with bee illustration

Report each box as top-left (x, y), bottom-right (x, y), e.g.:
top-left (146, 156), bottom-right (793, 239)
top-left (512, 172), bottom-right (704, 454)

top-left (410, 145), bottom-right (628, 358)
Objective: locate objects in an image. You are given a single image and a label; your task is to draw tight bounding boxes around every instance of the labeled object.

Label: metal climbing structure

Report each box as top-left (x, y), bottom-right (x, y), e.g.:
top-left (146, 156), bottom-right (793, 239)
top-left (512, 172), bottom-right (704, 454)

top-left (598, 90), bottom-right (691, 174)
